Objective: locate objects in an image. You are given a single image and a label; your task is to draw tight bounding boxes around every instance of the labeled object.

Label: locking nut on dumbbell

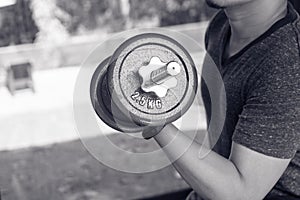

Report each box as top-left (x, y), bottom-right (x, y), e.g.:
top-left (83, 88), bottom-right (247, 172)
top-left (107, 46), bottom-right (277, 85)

top-left (139, 56), bottom-right (181, 98)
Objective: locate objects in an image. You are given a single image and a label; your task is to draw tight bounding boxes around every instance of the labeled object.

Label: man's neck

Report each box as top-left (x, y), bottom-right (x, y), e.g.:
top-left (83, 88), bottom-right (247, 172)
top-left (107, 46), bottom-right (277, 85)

top-left (225, 0), bottom-right (287, 40)
top-left (223, 0), bottom-right (287, 57)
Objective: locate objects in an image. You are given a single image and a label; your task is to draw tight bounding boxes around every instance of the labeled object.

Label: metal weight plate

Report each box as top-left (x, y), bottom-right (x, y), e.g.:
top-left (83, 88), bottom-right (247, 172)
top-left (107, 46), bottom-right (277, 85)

top-left (90, 57), bottom-right (145, 133)
top-left (107, 33), bottom-right (198, 126)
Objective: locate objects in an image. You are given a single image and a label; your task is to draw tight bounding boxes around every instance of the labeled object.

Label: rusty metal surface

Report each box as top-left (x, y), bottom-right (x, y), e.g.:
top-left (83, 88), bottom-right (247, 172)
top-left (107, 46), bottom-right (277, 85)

top-left (108, 33), bottom-right (198, 126)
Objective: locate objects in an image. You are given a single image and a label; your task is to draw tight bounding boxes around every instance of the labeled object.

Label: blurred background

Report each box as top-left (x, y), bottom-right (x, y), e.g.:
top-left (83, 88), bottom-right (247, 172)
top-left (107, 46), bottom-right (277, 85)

top-left (0, 0), bottom-right (298, 200)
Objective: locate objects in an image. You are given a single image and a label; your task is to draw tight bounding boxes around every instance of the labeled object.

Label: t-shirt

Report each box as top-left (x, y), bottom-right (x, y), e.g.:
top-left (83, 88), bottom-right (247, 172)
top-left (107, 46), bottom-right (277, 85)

top-left (199, 3), bottom-right (300, 199)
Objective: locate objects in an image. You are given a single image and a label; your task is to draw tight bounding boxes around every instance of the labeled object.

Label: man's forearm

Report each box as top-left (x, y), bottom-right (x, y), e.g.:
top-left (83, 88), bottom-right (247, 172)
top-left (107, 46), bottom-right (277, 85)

top-left (154, 124), bottom-right (244, 200)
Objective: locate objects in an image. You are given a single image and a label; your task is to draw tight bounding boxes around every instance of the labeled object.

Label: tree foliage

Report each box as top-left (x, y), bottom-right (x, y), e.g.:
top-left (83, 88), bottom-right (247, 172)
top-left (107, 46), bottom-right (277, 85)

top-left (55, 0), bottom-right (111, 33)
top-left (56, 0), bottom-right (216, 34)
top-left (129, 0), bottom-right (216, 26)
top-left (0, 0), bottom-right (38, 47)
top-left (0, 0), bottom-right (216, 46)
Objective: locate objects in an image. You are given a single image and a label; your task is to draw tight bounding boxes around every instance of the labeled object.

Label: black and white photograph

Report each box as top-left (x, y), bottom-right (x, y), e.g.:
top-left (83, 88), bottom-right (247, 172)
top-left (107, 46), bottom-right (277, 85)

top-left (0, 0), bottom-right (299, 199)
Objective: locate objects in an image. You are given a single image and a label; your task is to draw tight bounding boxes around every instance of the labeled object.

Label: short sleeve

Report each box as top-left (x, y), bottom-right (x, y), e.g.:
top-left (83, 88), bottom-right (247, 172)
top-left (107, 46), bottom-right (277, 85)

top-left (232, 55), bottom-right (300, 159)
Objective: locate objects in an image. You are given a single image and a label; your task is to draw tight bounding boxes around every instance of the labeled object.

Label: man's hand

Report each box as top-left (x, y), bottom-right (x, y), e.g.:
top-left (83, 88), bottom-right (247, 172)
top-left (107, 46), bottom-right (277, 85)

top-left (142, 125), bottom-right (165, 140)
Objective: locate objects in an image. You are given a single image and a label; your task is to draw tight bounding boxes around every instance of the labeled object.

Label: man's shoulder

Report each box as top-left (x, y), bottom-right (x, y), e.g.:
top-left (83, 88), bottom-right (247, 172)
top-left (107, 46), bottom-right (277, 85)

top-left (271, 19), bottom-right (300, 50)
top-left (264, 19), bottom-right (300, 67)
top-left (262, 7), bottom-right (300, 59)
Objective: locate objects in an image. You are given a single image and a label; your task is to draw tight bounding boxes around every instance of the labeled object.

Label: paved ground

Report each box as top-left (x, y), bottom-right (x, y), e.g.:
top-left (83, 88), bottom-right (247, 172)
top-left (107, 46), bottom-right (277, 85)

top-left (0, 134), bottom-right (195, 200)
top-left (0, 67), bottom-right (79, 150)
top-left (0, 66), bottom-right (206, 151)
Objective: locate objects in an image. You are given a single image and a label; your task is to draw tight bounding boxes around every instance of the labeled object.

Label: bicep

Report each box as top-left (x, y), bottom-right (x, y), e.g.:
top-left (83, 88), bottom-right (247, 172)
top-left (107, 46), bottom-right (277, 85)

top-left (229, 142), bottom-right (291, 200)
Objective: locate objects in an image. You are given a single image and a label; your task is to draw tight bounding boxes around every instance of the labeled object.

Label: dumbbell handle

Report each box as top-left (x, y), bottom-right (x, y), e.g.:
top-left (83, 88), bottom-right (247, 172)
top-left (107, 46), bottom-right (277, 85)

top-left (150, 61), bottom-right (181, 85)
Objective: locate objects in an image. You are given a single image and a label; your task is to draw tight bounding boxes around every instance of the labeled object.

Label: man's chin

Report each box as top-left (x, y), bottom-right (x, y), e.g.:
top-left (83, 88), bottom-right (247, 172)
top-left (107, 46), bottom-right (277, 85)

top-left (206, 0), bottom-right (225, 9)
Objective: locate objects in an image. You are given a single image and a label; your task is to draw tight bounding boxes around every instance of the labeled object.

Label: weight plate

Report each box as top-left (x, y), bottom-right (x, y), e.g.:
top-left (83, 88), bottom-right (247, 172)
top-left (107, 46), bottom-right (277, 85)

top-left (90, 57), bottom-right (145, 133)
top-left (107, 33), bottom-right (198, 126)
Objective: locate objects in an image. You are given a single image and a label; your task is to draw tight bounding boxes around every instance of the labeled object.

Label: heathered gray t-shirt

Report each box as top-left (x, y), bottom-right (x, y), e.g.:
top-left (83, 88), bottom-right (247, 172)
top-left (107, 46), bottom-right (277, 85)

top-left (199, 3), bottom-right (300, 199)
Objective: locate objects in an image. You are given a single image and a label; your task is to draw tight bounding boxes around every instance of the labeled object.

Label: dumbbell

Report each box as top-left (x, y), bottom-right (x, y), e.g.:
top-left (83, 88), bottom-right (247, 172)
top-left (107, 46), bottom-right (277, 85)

top-left (90, 57), bottom-right (145, 133)
top-left (90, 33), bottom-right (198, 133)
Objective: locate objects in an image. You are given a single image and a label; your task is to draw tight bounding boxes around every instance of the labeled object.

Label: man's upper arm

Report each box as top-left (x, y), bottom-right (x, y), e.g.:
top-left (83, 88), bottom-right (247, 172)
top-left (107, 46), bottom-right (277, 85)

top-left (232, 52), bottom-right (299, 158)
top-left (229, 142), bottom-right (291, 200)
top-left (229, 51), bottom-right (299, 198)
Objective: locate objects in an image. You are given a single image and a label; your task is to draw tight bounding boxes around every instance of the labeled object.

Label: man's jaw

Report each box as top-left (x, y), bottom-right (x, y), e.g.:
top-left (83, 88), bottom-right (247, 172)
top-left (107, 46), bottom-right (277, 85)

top-left (206, 0), bottom-right (226, 9)
top-left (205, 0), bottom-right (254, 9)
